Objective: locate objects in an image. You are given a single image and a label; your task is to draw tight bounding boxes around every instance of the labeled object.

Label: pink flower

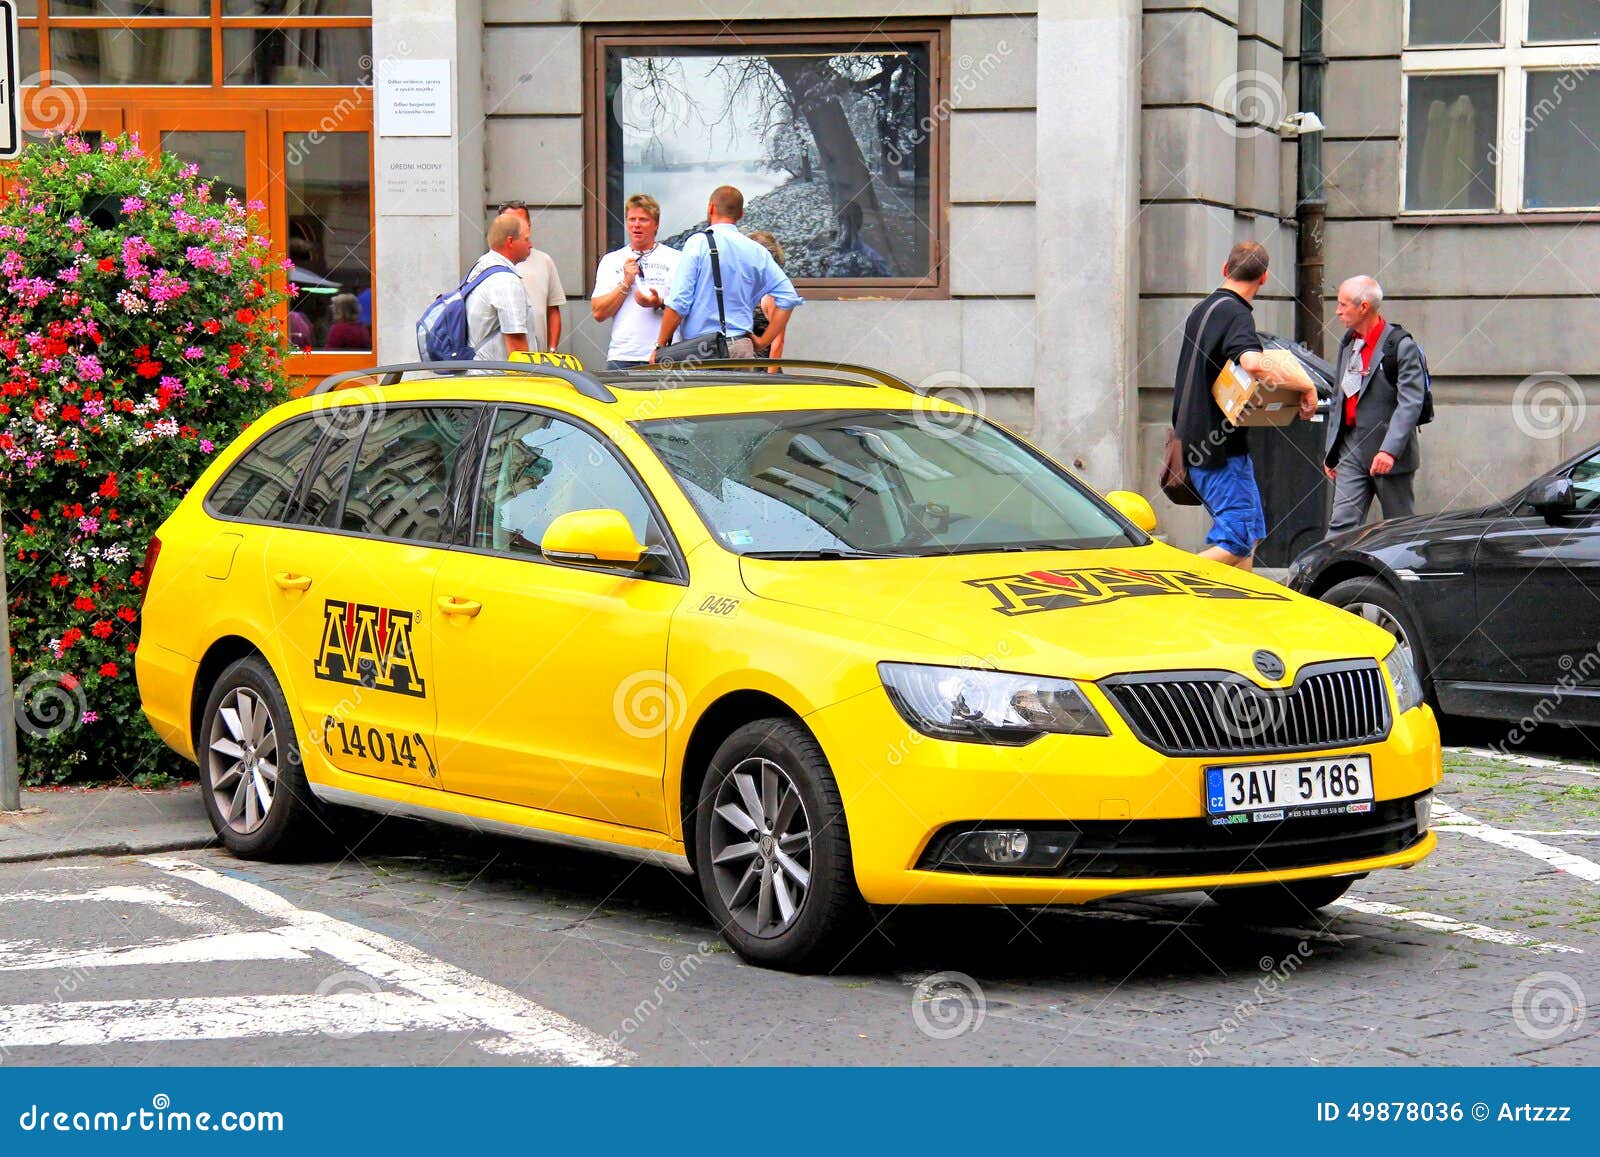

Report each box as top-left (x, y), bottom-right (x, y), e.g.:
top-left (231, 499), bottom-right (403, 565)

top-left (179, 162), bottom-right (200, 179)
top-left (75, 354), bottom-right (104, 382)
top-left (81, 711), bottom-right (99, 723)
top-left (77, 516), bottom-right (99, 534)
top-left (56, 266), bottom-right (79, 284)
top-left (199, 439), bottom-right (215, 453)
top-left (183, 346), bottom-right (204, 360)
top-left (120, 196), bottom-right (145, 214)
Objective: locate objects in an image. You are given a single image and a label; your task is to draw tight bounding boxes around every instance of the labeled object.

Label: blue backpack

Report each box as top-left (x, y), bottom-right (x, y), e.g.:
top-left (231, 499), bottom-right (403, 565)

top-left (416, 264), bottom-right (518, 362)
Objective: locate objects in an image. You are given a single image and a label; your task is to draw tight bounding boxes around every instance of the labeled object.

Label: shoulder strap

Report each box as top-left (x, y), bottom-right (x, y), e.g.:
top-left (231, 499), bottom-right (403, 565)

top-left (1177, 294), bottom-right (1234, 414)
top-left (461, 264), bottom-right (516, 299)
top-left (702, 228), bottom-right (727, 336)
top-left (1380, 323), bottom-right (1411, 382)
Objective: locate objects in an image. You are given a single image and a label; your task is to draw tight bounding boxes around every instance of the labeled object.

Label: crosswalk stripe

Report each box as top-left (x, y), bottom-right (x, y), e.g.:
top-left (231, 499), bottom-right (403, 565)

top-left (0, 991), bottom-right (474, 1048)
top-left (1331, 898), bottom-right (1582, 954)
top-left (0, 930), bottom-right (309, 972)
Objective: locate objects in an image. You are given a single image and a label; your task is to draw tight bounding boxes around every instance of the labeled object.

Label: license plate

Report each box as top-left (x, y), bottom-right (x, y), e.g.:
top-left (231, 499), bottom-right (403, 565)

top-left (1205, 755), bottom-right (1374, 824)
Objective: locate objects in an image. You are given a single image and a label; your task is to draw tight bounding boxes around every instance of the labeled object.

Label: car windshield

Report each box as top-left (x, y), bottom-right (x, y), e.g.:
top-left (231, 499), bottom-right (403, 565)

top-left (634, 409), bottom-right (1142, 557)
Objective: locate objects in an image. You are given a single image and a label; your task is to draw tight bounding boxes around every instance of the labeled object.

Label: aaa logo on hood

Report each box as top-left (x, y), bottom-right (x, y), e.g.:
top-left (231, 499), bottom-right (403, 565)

top-left (967, 567), bottom-right (1290, 617)
top-left (314, 600), bottom-right (425, 697)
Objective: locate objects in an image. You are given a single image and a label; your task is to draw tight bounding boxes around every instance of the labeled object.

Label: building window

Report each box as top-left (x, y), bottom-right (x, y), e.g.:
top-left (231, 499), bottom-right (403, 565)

top-left (1403, 0), bottom-right (1600, 212)
top-left (587, 22), bottom-right (948, 297)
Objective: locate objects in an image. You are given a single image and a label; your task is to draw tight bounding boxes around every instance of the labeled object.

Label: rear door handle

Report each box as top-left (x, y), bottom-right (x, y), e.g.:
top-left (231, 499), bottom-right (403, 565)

top-left (272, 571), bottom-right (312, 592)
top-left (436, 596), bottom-right (482, 618)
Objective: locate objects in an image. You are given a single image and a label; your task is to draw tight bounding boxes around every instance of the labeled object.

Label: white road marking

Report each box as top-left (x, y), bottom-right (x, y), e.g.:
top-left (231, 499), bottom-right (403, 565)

top-left (1433, 801), bottom-right (1600, 884)
top-left (0, 930), bottom-right (308, 972)
top-left (0, 992), bottom-right (474, 1048)
top-left (1331, 898), bottom-right (1582, 954)
top-left (1445, 746), bottom-right (1600, 780)
top-left (1508, 830), bottom-right (1600, 838)
top-left (0, 885), bottom-right (199, 906)
top-left (143, 857), bottom-right (628, 1065)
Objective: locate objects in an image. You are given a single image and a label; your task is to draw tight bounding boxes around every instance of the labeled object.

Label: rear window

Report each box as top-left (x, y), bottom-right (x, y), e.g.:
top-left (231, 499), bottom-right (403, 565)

top-left (207, 418), bottom-right (323, 522)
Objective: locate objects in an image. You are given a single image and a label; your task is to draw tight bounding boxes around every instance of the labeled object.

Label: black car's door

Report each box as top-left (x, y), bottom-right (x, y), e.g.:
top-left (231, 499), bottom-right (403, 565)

top-left (1473, 448), bottom-right (1600, 718)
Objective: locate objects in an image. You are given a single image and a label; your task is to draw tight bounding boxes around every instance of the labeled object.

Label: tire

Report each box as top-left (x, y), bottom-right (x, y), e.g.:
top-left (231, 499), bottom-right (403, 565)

top-left (693, 718), bottom-right (865, 972)
top-left (1208, 875), bottom-right (1356, 921)
top-left (1321, 576), bottom-right (1434, 706)
top-left (198, 655), bottom-right (330, 860)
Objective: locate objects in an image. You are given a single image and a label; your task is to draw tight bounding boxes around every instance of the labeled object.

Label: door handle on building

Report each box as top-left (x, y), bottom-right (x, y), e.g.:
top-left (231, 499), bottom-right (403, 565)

top-left (272, 572), bottom-right (312, 592)
top-left (436, 596), bottom-right (482, 618)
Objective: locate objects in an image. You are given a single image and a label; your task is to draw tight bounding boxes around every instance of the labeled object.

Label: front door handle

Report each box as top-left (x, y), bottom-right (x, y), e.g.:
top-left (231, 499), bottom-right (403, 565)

top-left (272, 571), bottom-right (312, 592)
top-left (436, 596), bottom-right (482, 618)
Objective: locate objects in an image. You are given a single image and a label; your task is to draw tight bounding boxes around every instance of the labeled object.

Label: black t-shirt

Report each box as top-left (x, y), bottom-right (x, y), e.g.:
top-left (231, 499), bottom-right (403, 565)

top-left (1171, 288), bottom-right (1263, 469)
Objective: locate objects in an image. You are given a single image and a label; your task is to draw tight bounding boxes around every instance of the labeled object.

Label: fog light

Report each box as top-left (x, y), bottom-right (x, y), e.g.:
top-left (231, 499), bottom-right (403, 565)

top-left (1414, 792), bottom-right (1433, 833)
top-left (930, 827), bottom-right (1079, 873)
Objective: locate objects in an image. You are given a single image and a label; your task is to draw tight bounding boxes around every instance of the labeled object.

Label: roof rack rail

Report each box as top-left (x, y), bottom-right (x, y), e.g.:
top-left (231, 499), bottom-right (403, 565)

top-left (623, 359), bottom-right (921, 393)
top-left (311, 360), bottom-right (617, 404)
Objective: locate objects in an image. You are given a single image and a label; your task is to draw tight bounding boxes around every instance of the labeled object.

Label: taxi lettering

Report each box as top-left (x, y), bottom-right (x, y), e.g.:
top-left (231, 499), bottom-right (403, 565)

top-left (314, 600), bottom-right (425, 697)
top-left (966, 566), bottom-right (1290, 617)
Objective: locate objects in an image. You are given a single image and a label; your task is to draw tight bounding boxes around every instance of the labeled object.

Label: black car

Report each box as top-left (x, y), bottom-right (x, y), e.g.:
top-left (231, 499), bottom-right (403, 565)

top-left (1287, 440), bottom-right (1600, 726)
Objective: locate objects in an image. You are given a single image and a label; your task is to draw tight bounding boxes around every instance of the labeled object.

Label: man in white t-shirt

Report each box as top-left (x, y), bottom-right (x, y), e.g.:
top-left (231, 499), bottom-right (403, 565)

top-left (591, 193), bottom-right (680, 369)
top-left (499, 200), bottom-right (567, 352)
top-left (465, 212), bottom-right (533, 361)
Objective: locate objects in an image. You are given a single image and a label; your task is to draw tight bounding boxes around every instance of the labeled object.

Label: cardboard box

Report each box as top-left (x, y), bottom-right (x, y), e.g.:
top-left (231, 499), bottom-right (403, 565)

top-left (1211, 351), bottom-right (1315, 427)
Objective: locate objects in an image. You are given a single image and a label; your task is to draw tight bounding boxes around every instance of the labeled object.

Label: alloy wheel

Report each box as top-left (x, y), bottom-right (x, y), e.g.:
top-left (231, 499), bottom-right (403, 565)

top-left (1349, 600), bottom-right (1414, 667)
top-left (206, 687), bottom-right (278, 835)
top-left (707, 756), bottom-right (813, 938)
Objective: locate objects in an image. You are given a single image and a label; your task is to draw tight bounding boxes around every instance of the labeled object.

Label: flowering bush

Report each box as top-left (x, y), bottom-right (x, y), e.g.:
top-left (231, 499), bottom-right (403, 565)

top-left (1, 134), bottom-right (289, 783)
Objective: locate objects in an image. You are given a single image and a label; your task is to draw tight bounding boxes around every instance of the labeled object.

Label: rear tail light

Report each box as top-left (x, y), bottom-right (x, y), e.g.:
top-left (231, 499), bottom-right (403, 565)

top-left (137, 535), bottom-right (162, 608)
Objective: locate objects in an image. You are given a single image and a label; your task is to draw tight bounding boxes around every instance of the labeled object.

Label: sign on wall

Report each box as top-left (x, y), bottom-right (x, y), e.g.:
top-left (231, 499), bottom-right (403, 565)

top-left (0, 1), bottom-right (18, 160)
top-left (376, 59), bottom-right (451, 138)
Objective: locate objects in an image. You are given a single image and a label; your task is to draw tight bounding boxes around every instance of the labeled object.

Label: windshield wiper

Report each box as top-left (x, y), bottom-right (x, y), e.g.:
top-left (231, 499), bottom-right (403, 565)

top-left (740, 548), bottom-right (904, 560)
top-left (922, 541), bottom-right (1081, 556)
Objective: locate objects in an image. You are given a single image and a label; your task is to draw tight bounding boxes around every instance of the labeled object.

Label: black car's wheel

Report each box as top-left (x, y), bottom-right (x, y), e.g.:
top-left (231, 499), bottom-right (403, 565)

top-left (1208, 875), bottom-right (1356, 921)
top-left (1322, 576), bottom-right (1434, 705)
top-left (693, 718), bottom-right (865, 972)
top-left (198, 656), bottom-right (330, 860)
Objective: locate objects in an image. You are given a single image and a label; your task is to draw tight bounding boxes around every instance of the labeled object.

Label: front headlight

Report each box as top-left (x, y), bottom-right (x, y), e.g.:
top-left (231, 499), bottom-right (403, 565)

top-left (878, 662), bottom-right (1111, 745)
top-left (1383, 643), bottom-right (1424, 714)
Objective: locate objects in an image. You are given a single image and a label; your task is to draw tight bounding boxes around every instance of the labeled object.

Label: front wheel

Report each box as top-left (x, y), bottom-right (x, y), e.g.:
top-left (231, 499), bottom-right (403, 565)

top-left (1321, 576), bottom-right (1434, 706)
top-left (694, 718), bottom-right (864, 972)
top-left (1207, 875), bottom-right (1356, 922)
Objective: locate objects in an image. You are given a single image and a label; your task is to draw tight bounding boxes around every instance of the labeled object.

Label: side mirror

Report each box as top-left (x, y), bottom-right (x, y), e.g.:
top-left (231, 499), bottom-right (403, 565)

top-left (541, 509), bottom-right (647, 568)
top-left (1105, 490), bottom-right (1158, 533)
top-left (1534, 477), bottom-right (1576, 516)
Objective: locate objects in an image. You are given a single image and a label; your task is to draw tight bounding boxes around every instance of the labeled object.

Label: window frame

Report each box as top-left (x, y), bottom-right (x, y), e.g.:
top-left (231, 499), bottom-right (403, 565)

top-left (1402, 0), bottom-right (1600, 215)
top-left (463, 404), bottom-right (690, 585)
top-left (583, 19), bottom-right (952, 302)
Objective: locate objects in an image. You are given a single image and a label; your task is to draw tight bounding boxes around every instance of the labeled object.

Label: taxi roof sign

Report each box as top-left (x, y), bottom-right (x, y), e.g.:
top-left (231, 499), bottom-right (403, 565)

top-left (0, 2), bottom-right (18, 161)
top-left (509, 350), bottom-right (585, 371)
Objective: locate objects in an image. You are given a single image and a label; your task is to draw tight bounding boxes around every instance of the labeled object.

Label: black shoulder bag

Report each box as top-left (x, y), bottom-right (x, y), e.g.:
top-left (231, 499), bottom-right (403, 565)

top-left (1161, 295), bottom-right (1231, 507)
top-left (654, 229), bottom-right (731, 366)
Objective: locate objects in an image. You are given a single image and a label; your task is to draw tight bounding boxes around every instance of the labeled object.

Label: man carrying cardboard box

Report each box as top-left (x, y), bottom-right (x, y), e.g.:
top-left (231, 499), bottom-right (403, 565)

top-left (1171, 243), bottom-right (1318, 571)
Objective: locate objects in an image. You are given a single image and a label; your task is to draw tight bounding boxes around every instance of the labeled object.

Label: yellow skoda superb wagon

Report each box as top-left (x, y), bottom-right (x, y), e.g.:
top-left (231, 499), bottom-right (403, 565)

top-left (136, 359), bottom-right (1441, 970)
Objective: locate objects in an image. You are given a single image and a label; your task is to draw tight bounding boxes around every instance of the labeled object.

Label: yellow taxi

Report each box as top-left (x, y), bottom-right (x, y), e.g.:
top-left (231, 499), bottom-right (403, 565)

top-left (135, 357), bottom-right (1441, 970)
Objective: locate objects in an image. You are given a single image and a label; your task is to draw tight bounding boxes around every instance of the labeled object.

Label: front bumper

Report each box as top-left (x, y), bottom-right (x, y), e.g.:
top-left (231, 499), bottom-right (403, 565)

top-left (806, 686), bottom-right (1443, 906)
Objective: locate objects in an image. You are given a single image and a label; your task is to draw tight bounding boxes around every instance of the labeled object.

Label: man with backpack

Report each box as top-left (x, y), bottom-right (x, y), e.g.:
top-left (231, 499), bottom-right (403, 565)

top-left (1324, 275), bottom-right (1431, 536)
top-left (416, 212), bottom-right (533, 362)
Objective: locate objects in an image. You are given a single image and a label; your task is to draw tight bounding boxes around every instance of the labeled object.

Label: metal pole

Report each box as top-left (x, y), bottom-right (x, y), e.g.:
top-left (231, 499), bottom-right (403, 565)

top-left (1, 496), bottom-right (21, 811)
top-left (1295, 0), bottom-right (1328, 357)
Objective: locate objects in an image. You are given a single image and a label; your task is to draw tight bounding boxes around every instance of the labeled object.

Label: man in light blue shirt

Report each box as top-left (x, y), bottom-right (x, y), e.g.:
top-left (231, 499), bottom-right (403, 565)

top-left (653, 185), bottom-right (803, 361)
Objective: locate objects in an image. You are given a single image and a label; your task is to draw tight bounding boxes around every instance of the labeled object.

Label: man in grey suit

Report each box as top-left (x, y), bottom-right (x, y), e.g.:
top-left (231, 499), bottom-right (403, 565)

top-left (1324, 275), bottom-right (1427, 537)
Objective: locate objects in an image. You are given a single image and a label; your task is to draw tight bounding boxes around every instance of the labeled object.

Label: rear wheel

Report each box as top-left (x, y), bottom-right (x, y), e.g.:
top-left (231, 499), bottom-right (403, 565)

top-left (199, 656), bottom-right (329, 860)
top-left (1208, 875), bottom-right (1356, 921)
top-left (694, 718), bottom-right (864, 972)
top-left (1321, 576), bottom-right (1433, 705)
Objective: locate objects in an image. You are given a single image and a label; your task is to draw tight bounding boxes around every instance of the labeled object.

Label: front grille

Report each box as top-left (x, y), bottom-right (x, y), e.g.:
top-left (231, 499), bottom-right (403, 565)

top-left (1100, 660), bottom-right (1390, 757)
top-left (918, 794), bottom-right (1427, 879)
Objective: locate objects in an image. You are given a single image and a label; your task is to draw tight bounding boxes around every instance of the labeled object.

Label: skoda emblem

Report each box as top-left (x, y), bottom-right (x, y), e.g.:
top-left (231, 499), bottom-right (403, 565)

top-left (1253, 650), bottom-right (1286, 681)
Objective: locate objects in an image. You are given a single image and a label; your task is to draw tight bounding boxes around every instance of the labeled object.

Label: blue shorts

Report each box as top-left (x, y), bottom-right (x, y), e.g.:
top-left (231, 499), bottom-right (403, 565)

top-left (1189, 454), bottom-right (1266, 558)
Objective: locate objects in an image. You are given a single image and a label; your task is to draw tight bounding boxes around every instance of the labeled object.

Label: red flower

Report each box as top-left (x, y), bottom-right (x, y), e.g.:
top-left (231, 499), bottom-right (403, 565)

top-left (98, 473), bottom-right (118, 498)
top-left (97, 258), bottom-right (115, 273)
top-left (60, 404), bottom-right (81, 423)
top-left (135, 360), bottom-right (162, 379)
top-left (91, 621), bottom-right (114, 639)
top-left (116, 607), bottom-right (138, 622)
top-left (98, 662), bottom-right (118, 678)
top-left (73, 595), bottom-right (95, 612)
top-left (126, 642), bottom-right (138, 654)
top-left (202, 319), bottom-right (221, 334)
top-left (50, 574), bottom-right (70, 588)
top-left (234, 308), bottom-right (255, 325)
top-left (60, 674), bottom-right (80, 691)
top-left (60, 628), bottom-right (83, 650)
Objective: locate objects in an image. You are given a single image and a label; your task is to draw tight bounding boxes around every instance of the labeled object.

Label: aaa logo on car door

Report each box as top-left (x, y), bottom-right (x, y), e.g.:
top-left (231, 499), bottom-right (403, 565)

top-left (314, 600), bottom-right (425, 697)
